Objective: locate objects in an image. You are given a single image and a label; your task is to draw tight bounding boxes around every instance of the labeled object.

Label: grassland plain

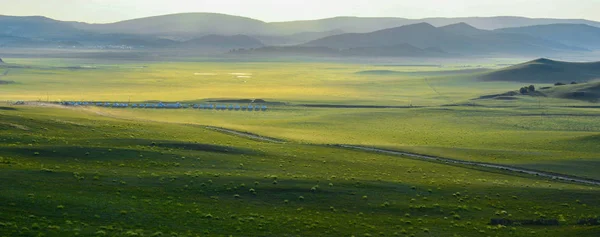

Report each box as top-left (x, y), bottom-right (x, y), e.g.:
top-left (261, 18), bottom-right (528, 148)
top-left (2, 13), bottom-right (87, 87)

top-left (1, 58), bottom-right (600, 236)
top-left (92, 105), bottom-right (600, 180)
top-left (1, 106), bottom-right (600, 237)
top-left (1, 57), bottom-right (529, 106)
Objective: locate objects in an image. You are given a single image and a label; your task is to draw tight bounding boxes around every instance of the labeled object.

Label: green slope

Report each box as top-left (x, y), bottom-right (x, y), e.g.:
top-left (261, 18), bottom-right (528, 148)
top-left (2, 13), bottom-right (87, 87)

top-left (2, 106), bottom-right (600, 236)
top-left (479, 58), bottom-right (600, 83)
top-left (543, 81), bottom-right (600, 102)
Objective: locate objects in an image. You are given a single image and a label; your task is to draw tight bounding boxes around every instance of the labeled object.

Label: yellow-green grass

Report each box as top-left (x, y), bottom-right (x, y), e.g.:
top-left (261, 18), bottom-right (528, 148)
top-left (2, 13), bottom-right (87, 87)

top-left (2, 58), bottom-right (598, 178)
top-left (91, 105), bottom-right (600, 180)
top-left (1, 106), bottom-right (599, 236)
top-left (1, 58), bottom-right (537, 106)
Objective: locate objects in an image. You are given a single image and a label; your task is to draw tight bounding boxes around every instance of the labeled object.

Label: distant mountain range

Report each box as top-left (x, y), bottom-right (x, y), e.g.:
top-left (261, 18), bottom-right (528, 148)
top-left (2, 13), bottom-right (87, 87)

top-left (496, 24), bottom-right (600, 50)
top-left (303, 22), bottom-right (585, 56)
top-left (1, 13), bottom-right (600, 57)
top-left (70, 13), bottom-right (600, 36)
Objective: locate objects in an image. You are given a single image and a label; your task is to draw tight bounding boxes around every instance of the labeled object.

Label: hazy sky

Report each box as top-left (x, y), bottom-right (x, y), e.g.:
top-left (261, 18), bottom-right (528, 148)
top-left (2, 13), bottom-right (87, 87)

top-left (1, 0), bottom-right (598, 23)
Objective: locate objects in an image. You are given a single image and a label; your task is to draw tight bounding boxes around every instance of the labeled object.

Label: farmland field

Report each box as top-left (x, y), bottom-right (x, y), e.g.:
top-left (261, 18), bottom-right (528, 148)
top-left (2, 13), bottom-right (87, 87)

top-left (1, 57), bottom-right (599, 236)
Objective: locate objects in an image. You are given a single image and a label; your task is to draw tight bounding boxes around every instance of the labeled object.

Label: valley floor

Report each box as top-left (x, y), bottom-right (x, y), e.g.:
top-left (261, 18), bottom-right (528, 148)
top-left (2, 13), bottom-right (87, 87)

top-left (1, 58), bottom-right (599, 236)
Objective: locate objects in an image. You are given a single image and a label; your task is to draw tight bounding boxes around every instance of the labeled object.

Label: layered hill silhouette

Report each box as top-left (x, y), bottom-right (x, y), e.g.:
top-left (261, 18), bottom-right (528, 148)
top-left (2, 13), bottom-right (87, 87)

top-left (180, 35), bottom-right (264, 49)
top-left (73, 13), bottom-right (270, 37)
top-left (270, 16), bottom-right (600, 33)
top-left (231, 43), bottom-right (447, 57)
top-left (479, 58), bottom-right (600, 83)
top-left (303, 23), bottom-right (582, 55)
top-left (69, 13), bottom-right (600, 36)
top-left (2, 13), bottom-right (600, 56)
top-left (496, 24), bottom-right (600, 50)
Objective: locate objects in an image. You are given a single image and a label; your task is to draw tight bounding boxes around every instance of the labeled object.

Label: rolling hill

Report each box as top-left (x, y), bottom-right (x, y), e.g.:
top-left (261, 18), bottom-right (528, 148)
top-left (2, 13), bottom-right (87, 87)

top-left (269, 16), bottom-right (600, 33)
top-left (476, 81), bottom-right (600, 102)
top-left (304, 22), bottom-right (582, 56)
top-left (72, 13), bottom-right (271, 38)
top-left (2, 13), bottom-right (600, 55)
top-left (0, 15), bottom-right (82, 39)
top-left (479, 58), bottom-right (600, 83)
top-left (496, 24), bottom-right (600, 50)
top-left (542, 81), bottom-right (600, 102)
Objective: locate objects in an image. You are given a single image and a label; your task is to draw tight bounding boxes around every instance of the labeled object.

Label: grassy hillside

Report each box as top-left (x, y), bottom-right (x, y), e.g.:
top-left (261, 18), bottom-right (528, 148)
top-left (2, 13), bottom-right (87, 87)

top-left (542, 82), bottom-right (600, 102)
top-left (476, 82), bottom-right (600, 103)
top-left (479, 58), bottom-right (600, 83)
top-left (2, 57), bottom-right (600, 236)
top-left (1, 105), bottom-right (600, 236)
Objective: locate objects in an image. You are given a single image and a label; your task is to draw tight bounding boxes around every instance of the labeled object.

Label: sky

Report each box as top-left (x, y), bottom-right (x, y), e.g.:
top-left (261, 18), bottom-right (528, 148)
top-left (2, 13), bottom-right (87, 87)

top-left (0, 0), bottom-right (599, 23)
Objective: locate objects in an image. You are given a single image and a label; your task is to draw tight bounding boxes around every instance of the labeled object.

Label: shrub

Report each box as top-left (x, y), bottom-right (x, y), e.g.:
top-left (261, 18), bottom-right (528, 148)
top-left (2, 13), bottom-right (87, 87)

top-left (310, 185), bottom-right (318, 192)
top-left (31, 223), bottom-right (40, 230)
top-left (554, 82), bottom-right (566, 86)
top-left (519, 87), bottom-right (529, 94)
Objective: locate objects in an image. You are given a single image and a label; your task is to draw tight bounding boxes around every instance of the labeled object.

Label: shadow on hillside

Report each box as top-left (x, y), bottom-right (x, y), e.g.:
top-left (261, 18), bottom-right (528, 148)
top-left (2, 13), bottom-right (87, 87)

top-left (154, 142), bottom-right (258, 155)
top-left (94, 138), bottom-right (261, 155)
top-left (0, 142), bottom-right (258, 160)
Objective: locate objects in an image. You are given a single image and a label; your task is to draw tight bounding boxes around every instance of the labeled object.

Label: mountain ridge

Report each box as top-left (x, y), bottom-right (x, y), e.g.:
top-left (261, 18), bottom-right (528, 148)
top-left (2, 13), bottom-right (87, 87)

top-left (1, 13), bottom-right (600, 57)
top-left (303, 22), bottom-right (583, 56)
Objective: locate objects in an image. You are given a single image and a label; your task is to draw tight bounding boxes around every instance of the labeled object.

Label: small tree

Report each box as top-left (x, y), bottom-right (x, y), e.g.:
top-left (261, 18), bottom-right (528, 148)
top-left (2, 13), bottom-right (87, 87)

top-left (571, 81), bottom-right (578, 85)
top-left (555, 82), bottom-right (566, 86)
top-left (519, 87), bottom-right (529, 94)
top-left (528, 85), bottom-right (536, 92)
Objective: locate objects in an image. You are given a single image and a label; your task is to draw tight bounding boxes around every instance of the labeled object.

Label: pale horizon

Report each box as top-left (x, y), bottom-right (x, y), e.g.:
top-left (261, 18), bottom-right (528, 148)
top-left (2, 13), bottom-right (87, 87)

top-left (0, 0), bottom-right (599, 23)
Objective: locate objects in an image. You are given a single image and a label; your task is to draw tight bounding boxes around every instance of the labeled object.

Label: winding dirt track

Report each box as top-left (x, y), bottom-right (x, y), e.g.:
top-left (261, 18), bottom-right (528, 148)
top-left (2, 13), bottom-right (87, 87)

top-left (205, 126), bottom-right (286, 143)
top-left (337, 145), bottom-right (600, 186)
top-left (206, 126), bottom-right (600, 187)
top-left (23, 103), bottom-right (600, 187)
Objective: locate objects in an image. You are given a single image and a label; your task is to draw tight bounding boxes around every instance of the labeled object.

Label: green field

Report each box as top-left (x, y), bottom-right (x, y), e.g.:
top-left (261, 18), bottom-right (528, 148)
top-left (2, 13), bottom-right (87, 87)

top-left (0, 58), bottom-right (527, 105)
top-left (1, 57), bottom-right (599, 236)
